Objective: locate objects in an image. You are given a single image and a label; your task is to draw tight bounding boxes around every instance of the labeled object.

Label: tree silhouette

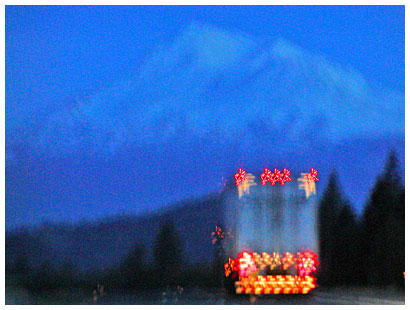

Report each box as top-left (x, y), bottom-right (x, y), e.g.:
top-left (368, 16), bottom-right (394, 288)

top-left (118, 244), bottom-right (146, 289)
top-left (317, 171), bottom-right (345, 285)
top-left (333, 202), bottom-right (360, 285)
top-left (14, 251), bottom-right (30, 275)
top-left (153, 220), bottom-right (184, 287)
top-left (27, 259), bottom-right (56, 292)
top-left (58, 259), bottom-right (76, 287)
top-left (362, 150), bottom-right (404, 286)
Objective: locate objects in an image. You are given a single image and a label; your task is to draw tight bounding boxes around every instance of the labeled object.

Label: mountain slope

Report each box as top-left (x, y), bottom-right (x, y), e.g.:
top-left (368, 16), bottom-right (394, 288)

top-left (25, 23), bottom-right (403, 158)
top-left (6, 193), bottom-right (224, 271)
top-left (6, 23), bottom-right (404, 229)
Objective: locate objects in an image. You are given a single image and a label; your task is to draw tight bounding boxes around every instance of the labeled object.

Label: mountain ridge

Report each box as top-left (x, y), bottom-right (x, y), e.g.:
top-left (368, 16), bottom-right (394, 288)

top-left (6, 22), bottom-right (404, 230)
top-left (6, 191), bottom-right (225, 271)
top-left (15, 23), bottom-right (402, 160)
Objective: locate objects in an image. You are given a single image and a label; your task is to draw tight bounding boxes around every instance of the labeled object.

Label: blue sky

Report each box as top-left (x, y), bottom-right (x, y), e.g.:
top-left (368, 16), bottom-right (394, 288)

top-left (6, 6), bottom-right (405, 229)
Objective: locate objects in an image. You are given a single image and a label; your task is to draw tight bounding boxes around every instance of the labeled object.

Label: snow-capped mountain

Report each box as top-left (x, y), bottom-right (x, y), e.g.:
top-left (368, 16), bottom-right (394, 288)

top-left (30, 23), bottom-right (403, 158)
top-left (6, 23), bottom-right (404, 229)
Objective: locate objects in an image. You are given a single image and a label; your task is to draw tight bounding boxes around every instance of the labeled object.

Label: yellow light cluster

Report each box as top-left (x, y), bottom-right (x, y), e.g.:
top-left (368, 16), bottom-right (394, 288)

top-left (271, 252), bottom-right (282, 269)
top-left (238, 173), bottom-right (257, 198)
top-left (281, 252), bottom-right (297, 270)
top-left (298, 173), bottom-right (316, 198)
top-left (235, 275), bottom-right (316, 295)
top-left (251, 252), bottom-right (282, 270)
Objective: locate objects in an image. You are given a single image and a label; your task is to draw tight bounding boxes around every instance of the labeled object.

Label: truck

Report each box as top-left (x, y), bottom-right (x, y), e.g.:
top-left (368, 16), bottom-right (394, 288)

top-left (220, 170), bottom-right (319, 295)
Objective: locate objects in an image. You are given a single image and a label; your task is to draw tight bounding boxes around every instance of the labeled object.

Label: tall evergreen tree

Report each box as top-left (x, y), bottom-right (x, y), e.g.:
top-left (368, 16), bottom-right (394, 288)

top-left (118, 244), bottom-right (146, 289)
top-left (317, 171), bottom-right (345, 285)
top-left (333, 202), bottom-right (360, 285)
top-left (361, 150), bottom-right (404, 286)
top-left (27, 259), bottom-right (56, 292)
top-left (14, 251), bottom-right (30, 275)
top-left (58, 259), bottom-right (76, 288)
top-left (393, 189), bottom-right (405, 287)
top-left (153, 220), bottom-right (184, 287)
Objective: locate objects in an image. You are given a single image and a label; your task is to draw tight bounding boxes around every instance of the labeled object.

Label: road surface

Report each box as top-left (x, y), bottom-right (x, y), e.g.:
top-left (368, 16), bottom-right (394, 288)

top-left (6, 286), bottom-right (405, 305)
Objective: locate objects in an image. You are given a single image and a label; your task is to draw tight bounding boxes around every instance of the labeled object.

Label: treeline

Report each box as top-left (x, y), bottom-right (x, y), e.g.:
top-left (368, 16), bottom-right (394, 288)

top-left (6, 219), bottom-right (222, 295)
top-left (6, 150), bottom-right (404, 294)
top-left (318, 150), bottom-right (404, 288)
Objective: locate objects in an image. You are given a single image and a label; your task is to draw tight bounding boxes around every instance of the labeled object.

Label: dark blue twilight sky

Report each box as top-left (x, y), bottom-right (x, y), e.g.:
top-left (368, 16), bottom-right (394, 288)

top-left (6, 6), bottom-right (404, 230)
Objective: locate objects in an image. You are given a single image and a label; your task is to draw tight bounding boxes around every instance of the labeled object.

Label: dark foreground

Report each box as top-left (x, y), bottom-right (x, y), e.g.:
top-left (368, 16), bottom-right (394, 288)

top-left (6, 286), bottom-right (404, 305)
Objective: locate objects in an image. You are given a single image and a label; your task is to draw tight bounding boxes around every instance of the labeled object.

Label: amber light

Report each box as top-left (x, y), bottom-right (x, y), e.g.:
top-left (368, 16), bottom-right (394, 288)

top-left (235, 275), bottom-right (317, 294)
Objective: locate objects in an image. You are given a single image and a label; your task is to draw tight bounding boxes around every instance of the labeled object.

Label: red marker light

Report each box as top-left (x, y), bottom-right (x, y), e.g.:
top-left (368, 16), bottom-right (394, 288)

top-left (260, 168), bottom-right (275, 185)
top-left (306, 168), bottom-right (319, 184)
top-left (234, 168), bottom-right (248, 186)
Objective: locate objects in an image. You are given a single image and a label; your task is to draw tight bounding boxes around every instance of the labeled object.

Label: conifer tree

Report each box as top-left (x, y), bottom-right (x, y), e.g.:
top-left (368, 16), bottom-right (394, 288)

top-left (153, 220), bottom-right (184, 287)
top-left (318, 171), bottom-right (345, 285)
top-left (361, 150), bottom-right (404, 285)
top-left (119, 244), bottom-right (146, 288)
top-left (334, 202), bottom-right (359, 285)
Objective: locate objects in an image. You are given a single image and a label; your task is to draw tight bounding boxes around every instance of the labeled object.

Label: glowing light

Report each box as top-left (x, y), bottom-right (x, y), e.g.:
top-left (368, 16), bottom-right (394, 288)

top-left (251, 252), bottom-right (280, 271)
top-left (297, 249), bottom-right (318, 261)
top-left (261, 252), bottom-right (273, 270)
top-left (237, 252), bottom-right (258, 278)
top-left (273, 168), bottom-right (283, 184)
top-left (224, 258), bottom-right (236, 277)
top-left (260, 252), bottom-right (272, 270)
top-left (279, 168), bottom-right (292, 185)
top-left (244, 251), bottom-right (293, 271)
top-left (260, 168), bottom-right (275, 185)
top-left (267, 168), bottom-right (292, 186)
top-left (238, 173), bottom-right (257, 198)
top-left (224, 263), bottom-right (230, 277)
top-left (298, 173), bottom-right (316, 198)
top-left (296, 250), bottom-right (318, 276)
top-left (260, 168), bottom-right (293, 186)
top-left (231, 250), bottom-right (319, 294)
top-left (271, 252), bottom-right (282, 269)
top-left (297, 258), bottom-right (316, 276)
top-left (281, 252), bottom-right (297, 270)
top-left (211, 225), bottom-right (227, 244)
top-left (306, 168), bottom-right (319, 184)
top-left (234, 275), bottom-right (317, 294)
top-left (234, 168), bottom-right (247, 186)
top-left (252, 252), bottom-right (262, 268)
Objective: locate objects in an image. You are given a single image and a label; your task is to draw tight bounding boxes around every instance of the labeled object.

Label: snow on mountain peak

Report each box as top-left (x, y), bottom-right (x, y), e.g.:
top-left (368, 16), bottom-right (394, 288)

top-left (28, 23), bottom-right (403, 160)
